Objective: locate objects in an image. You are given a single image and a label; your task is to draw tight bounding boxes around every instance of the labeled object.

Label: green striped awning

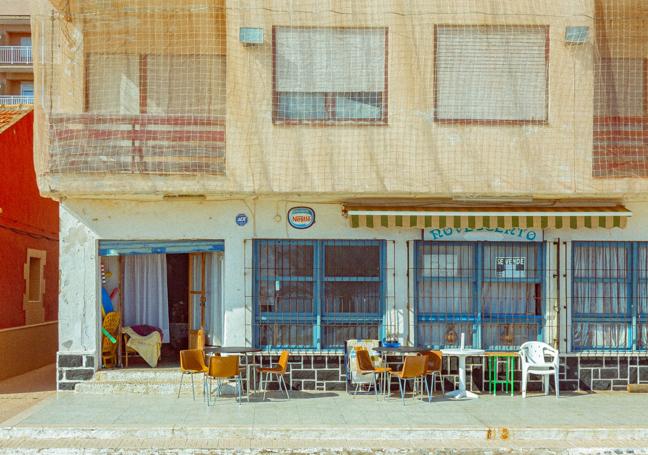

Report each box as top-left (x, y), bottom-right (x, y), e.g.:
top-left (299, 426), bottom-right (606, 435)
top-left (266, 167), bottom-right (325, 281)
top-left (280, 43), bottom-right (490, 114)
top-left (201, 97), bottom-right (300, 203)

top-left (344, 206), bottom-right (632, 230)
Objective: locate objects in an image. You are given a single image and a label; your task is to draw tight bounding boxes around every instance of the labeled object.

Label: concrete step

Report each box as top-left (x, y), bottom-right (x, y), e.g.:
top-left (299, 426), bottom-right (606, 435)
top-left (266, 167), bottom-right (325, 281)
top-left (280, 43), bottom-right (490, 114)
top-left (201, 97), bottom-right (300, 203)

top-left (93, 368), bottom-right (182, 383)
top-left (75, 378), bottom-right (244, 395)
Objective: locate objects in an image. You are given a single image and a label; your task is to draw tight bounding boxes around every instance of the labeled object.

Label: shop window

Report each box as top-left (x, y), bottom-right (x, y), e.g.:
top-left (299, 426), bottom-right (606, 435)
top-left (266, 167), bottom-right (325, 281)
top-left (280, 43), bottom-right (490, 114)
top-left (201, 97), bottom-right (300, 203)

top-left (434, 25), bottom-right (548, 123)
top-left (23, 249), bottom-right (47, 325)
top-left (415, 241), bottom-right (544, 350)
top-left (273, 27), bottom-right (388, 123)
top-left (572, 242), bottom-right (648, 351)
top-left (254, 239), bottom-right (385, 349)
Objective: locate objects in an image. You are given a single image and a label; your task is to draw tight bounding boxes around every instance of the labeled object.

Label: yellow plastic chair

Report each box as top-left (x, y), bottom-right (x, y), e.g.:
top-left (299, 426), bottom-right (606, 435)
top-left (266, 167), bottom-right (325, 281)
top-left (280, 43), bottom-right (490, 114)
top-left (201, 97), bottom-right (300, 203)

top-left (355, 348), bottom-right (391, 399)
top-left (418, 350), bottom-right (446, 401)
top-left (207, 355), bottom-right (243, 405)
top-left (389, 355), bottom-right (429, 404)
top-left (101, 311), bottom-right (121, 369)
top-left (257, 351), bottom-right (290, 400)
top-left (178, 349), bottom-right (208, 400)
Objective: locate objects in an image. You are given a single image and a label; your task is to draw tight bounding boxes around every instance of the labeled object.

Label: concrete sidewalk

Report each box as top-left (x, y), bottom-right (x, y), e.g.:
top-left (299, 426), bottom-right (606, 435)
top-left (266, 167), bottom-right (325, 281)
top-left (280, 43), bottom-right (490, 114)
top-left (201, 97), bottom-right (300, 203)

top-left (1, 388), bottom-right (648, 453)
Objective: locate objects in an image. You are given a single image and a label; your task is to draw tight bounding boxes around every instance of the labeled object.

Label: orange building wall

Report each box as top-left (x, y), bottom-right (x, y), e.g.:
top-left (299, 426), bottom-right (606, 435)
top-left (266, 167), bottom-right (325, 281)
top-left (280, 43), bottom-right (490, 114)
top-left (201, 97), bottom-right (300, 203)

top-left (0, 111), bottom-right (58, 329)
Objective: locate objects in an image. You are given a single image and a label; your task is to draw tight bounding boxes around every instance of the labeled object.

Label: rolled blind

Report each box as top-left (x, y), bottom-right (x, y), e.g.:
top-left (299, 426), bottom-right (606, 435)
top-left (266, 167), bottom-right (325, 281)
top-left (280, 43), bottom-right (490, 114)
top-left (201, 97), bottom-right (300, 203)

top-left (435, 27), bottom-right (547, 121)
top-left (275, 27), bottom-right (386, 93)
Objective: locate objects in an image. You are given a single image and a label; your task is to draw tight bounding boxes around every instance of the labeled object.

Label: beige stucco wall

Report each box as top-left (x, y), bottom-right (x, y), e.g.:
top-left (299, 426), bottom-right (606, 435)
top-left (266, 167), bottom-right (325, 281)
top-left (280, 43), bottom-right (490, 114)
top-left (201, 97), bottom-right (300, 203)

top-left (0, 321), bottom-right (57, 380)
top-left (0, 0), bottom-right (31, 16)
top-left (31, 0), bottom-right (648, 200)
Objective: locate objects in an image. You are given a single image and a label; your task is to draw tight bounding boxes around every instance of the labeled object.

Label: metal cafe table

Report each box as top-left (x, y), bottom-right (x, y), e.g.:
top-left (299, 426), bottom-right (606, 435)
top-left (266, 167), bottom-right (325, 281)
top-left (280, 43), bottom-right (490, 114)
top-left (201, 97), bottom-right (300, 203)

top-left (440, 348), bottom-right (485, 400)
top-left (204, 346), bottom-right (262, 400)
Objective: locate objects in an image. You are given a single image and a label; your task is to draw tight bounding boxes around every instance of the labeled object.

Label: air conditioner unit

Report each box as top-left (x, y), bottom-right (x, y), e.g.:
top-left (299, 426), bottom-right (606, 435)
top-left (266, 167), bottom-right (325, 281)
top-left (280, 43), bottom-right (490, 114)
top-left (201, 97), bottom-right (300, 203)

top-left (240, 27), bottom-right (264, 45)
top-left (565, 26), bottom-right (589, 45)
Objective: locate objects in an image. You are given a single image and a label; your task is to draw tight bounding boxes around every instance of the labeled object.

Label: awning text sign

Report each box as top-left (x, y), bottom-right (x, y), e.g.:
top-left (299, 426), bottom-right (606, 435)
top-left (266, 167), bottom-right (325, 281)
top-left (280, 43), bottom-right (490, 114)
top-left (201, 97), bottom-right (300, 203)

top-left (424, 227), bottom-right (542, 242)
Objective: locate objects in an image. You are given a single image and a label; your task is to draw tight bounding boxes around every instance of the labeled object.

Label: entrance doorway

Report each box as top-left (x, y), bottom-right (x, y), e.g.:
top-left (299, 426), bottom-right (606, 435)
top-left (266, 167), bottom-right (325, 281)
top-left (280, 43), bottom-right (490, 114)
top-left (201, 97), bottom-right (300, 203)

top-left (98, 240), bottom-right (224, 368)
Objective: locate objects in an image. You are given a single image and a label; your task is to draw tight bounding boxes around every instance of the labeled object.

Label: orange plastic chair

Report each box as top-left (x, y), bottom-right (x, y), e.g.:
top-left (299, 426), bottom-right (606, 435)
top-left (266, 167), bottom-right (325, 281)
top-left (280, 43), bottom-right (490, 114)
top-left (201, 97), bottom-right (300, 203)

top-left (418, 350), bottom-right (446, 401)
top-left (207, 355), bottom-right (243, 405)
top-left (101, 312), bottom-right (121, 369)
top-left (354, 348), bottom-right (391, 399)
top-left (388, 355), bottom-right (429, 404)
top-left (257, 350), bottom-right (290, 400)
top-left (178, 349), bottom-right (208, 400)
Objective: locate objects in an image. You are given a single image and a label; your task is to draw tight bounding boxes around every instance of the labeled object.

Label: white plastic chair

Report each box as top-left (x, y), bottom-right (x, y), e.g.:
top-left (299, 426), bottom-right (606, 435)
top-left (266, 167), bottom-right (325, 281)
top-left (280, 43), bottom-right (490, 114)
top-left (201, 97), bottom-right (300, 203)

top-left (519, 341), bottom-right (560, 398)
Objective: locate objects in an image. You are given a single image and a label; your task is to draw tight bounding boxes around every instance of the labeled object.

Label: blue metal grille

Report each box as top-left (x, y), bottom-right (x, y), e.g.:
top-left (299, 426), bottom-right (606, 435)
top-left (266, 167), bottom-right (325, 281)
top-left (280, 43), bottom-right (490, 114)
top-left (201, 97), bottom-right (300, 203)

top-left (571, 241), bottom-right (648, 351)
top-left (415, 241), bottom-right (545, 350)
top-left (253, 239), bottom-right (385, 350)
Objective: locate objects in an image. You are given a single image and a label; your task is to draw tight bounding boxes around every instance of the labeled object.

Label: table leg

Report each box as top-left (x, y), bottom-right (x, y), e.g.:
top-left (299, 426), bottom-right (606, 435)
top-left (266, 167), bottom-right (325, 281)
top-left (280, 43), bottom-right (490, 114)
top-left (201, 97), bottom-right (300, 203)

top-left (445, 356), bottom-right (479, 400)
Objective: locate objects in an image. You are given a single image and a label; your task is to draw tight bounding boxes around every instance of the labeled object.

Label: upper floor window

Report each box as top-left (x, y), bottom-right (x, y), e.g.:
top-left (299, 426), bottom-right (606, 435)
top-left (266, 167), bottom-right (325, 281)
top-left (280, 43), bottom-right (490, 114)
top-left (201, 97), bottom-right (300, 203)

top-left (595, 58), bottom-right (645, 118)
top-left (434, 25), bottom-right (549, 124)
top-left (86, 53), bottom-right (226, 116)
top-left (273, 27), bottom-right (388, 124)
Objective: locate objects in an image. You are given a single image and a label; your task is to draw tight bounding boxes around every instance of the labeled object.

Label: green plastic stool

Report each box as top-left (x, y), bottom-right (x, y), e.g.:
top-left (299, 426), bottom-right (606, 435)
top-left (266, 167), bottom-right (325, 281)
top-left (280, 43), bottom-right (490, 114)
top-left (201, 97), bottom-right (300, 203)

top-left (487, 352), bottom-right (517, 396)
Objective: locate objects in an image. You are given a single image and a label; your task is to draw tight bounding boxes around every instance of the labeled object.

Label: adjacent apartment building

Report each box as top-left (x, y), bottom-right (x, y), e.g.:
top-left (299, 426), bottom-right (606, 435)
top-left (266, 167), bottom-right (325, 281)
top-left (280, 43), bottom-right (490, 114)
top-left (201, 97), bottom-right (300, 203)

top-left (0, 0), bottom-right (33, 105)
top-left (32, 0), bottom-right (648, 391)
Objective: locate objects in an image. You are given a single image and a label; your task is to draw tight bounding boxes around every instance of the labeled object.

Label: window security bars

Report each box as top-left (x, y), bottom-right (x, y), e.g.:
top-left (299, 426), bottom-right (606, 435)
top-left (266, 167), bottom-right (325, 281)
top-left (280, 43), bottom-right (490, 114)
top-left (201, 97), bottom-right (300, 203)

top-left (253, 239), bottom-right (386, 350)
top-left (572, 241), bottom-right (648, 351)
top-left (415, 241), bottom-right (545, 350)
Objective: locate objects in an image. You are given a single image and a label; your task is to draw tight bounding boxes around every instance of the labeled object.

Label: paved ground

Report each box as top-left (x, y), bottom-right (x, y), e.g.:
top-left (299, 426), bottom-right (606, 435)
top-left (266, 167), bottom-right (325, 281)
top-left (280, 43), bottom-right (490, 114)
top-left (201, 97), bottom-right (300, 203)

top-left (1, 386), bottom-right (648, 452)
top-left (0, 364), bottom-right (55, 424)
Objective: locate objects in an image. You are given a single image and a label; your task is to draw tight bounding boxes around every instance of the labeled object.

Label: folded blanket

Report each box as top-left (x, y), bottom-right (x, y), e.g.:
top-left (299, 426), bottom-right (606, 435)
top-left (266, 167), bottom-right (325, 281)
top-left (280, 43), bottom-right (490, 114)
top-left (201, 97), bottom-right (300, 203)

top-left (123, 326), bottom-right (162, 368)
top-left (130, 324), bottom-right (163, 338)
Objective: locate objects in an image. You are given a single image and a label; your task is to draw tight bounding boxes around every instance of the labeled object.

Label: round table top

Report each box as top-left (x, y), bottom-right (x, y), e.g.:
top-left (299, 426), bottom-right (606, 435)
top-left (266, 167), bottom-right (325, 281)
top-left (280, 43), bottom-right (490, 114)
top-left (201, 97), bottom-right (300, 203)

top-left (441, 348), bottom-right (485, 357)
top-left (373, 346), bottom-right (428, 354)
top-left (204, 346), bottom-right (262, 354)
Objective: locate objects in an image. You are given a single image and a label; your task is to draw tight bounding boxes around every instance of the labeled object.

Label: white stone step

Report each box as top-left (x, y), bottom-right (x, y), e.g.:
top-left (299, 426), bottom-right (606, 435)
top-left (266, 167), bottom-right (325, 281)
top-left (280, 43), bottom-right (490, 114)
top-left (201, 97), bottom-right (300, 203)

top-left (93, 368), bottom-right (183, 383)
top-left (75, 379), bottom-right (241, 395)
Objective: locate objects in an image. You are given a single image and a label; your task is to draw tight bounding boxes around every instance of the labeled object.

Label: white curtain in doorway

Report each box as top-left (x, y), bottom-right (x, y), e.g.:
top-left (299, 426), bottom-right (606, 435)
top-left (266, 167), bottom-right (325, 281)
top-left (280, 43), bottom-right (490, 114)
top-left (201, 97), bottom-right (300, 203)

top-left (192, 252), bottom-right (224, 346)
top-left (123, 254), bottom-right (170, 343)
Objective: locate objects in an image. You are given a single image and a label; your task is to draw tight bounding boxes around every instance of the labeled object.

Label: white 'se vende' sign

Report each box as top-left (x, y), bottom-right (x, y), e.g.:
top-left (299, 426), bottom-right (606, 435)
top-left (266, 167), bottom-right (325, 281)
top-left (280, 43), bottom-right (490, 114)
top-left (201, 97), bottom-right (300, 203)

top-left (288, 207), bottom-right (315, 229)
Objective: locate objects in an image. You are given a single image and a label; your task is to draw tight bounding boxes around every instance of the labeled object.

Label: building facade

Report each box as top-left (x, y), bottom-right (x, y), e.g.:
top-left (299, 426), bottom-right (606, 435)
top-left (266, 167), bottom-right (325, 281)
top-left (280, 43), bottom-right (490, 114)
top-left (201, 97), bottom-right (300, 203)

top-left (31, 0), bottom-right (648, 391)
top-left (0, 1), bottom-right (32, 106)
top-left (0, 108), bottom-right (58, 380)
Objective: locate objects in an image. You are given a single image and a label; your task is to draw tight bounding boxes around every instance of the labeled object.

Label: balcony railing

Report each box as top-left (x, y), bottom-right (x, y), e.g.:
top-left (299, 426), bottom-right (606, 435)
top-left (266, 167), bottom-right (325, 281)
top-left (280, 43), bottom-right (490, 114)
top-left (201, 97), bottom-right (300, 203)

top-left (593, 116), bottom-right (648, 177)
top-left (0, 95), bottom-right (33, 105)
top-left (0, 46), bottom-right (32, 65)
top-left (47, 113), bottom-right (225, 175)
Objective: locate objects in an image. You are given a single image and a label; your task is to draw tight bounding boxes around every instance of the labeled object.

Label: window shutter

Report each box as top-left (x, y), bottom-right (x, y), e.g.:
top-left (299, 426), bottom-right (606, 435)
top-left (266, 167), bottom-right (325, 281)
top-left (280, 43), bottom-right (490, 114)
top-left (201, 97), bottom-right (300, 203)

top-left (435, 27), bottom-right (547, 121)
top-left (275, 27), bottom-right (386, 93)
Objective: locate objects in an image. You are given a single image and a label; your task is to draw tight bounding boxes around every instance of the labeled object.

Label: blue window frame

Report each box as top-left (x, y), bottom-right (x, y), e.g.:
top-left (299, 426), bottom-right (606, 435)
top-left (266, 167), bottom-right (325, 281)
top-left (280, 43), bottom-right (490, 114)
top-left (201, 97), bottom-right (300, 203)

top-left (572, 241), bottom-right (648, 351)
top-left (254, 239), bottom-right (385, 350)
top-left (415, 241), bottom-right (545, 350)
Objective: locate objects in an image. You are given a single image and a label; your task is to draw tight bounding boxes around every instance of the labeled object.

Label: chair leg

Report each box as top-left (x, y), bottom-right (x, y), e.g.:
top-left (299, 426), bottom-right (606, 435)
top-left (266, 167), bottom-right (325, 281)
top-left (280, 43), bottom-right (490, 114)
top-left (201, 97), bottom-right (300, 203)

top-left (554, 370), bottom-right (560, 398)
top-left (190, 373), bottom-right (196, 401)
top-left (178, 373), bottom-right (184, 398)
top-left (522, 370), bottom-right (528, 398)
top-left (544, 375), bottom-right (549, 395)
top-left (398, 378), bottom-right (405, 405)
top-left (424, 375), bottom-right (431, 402)
top-left (262, 373), bottom-right (267, 401)
top-left (280, 374), bottom-right (290, 400)
top-left (373, 374), bottom-right (378, 400)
